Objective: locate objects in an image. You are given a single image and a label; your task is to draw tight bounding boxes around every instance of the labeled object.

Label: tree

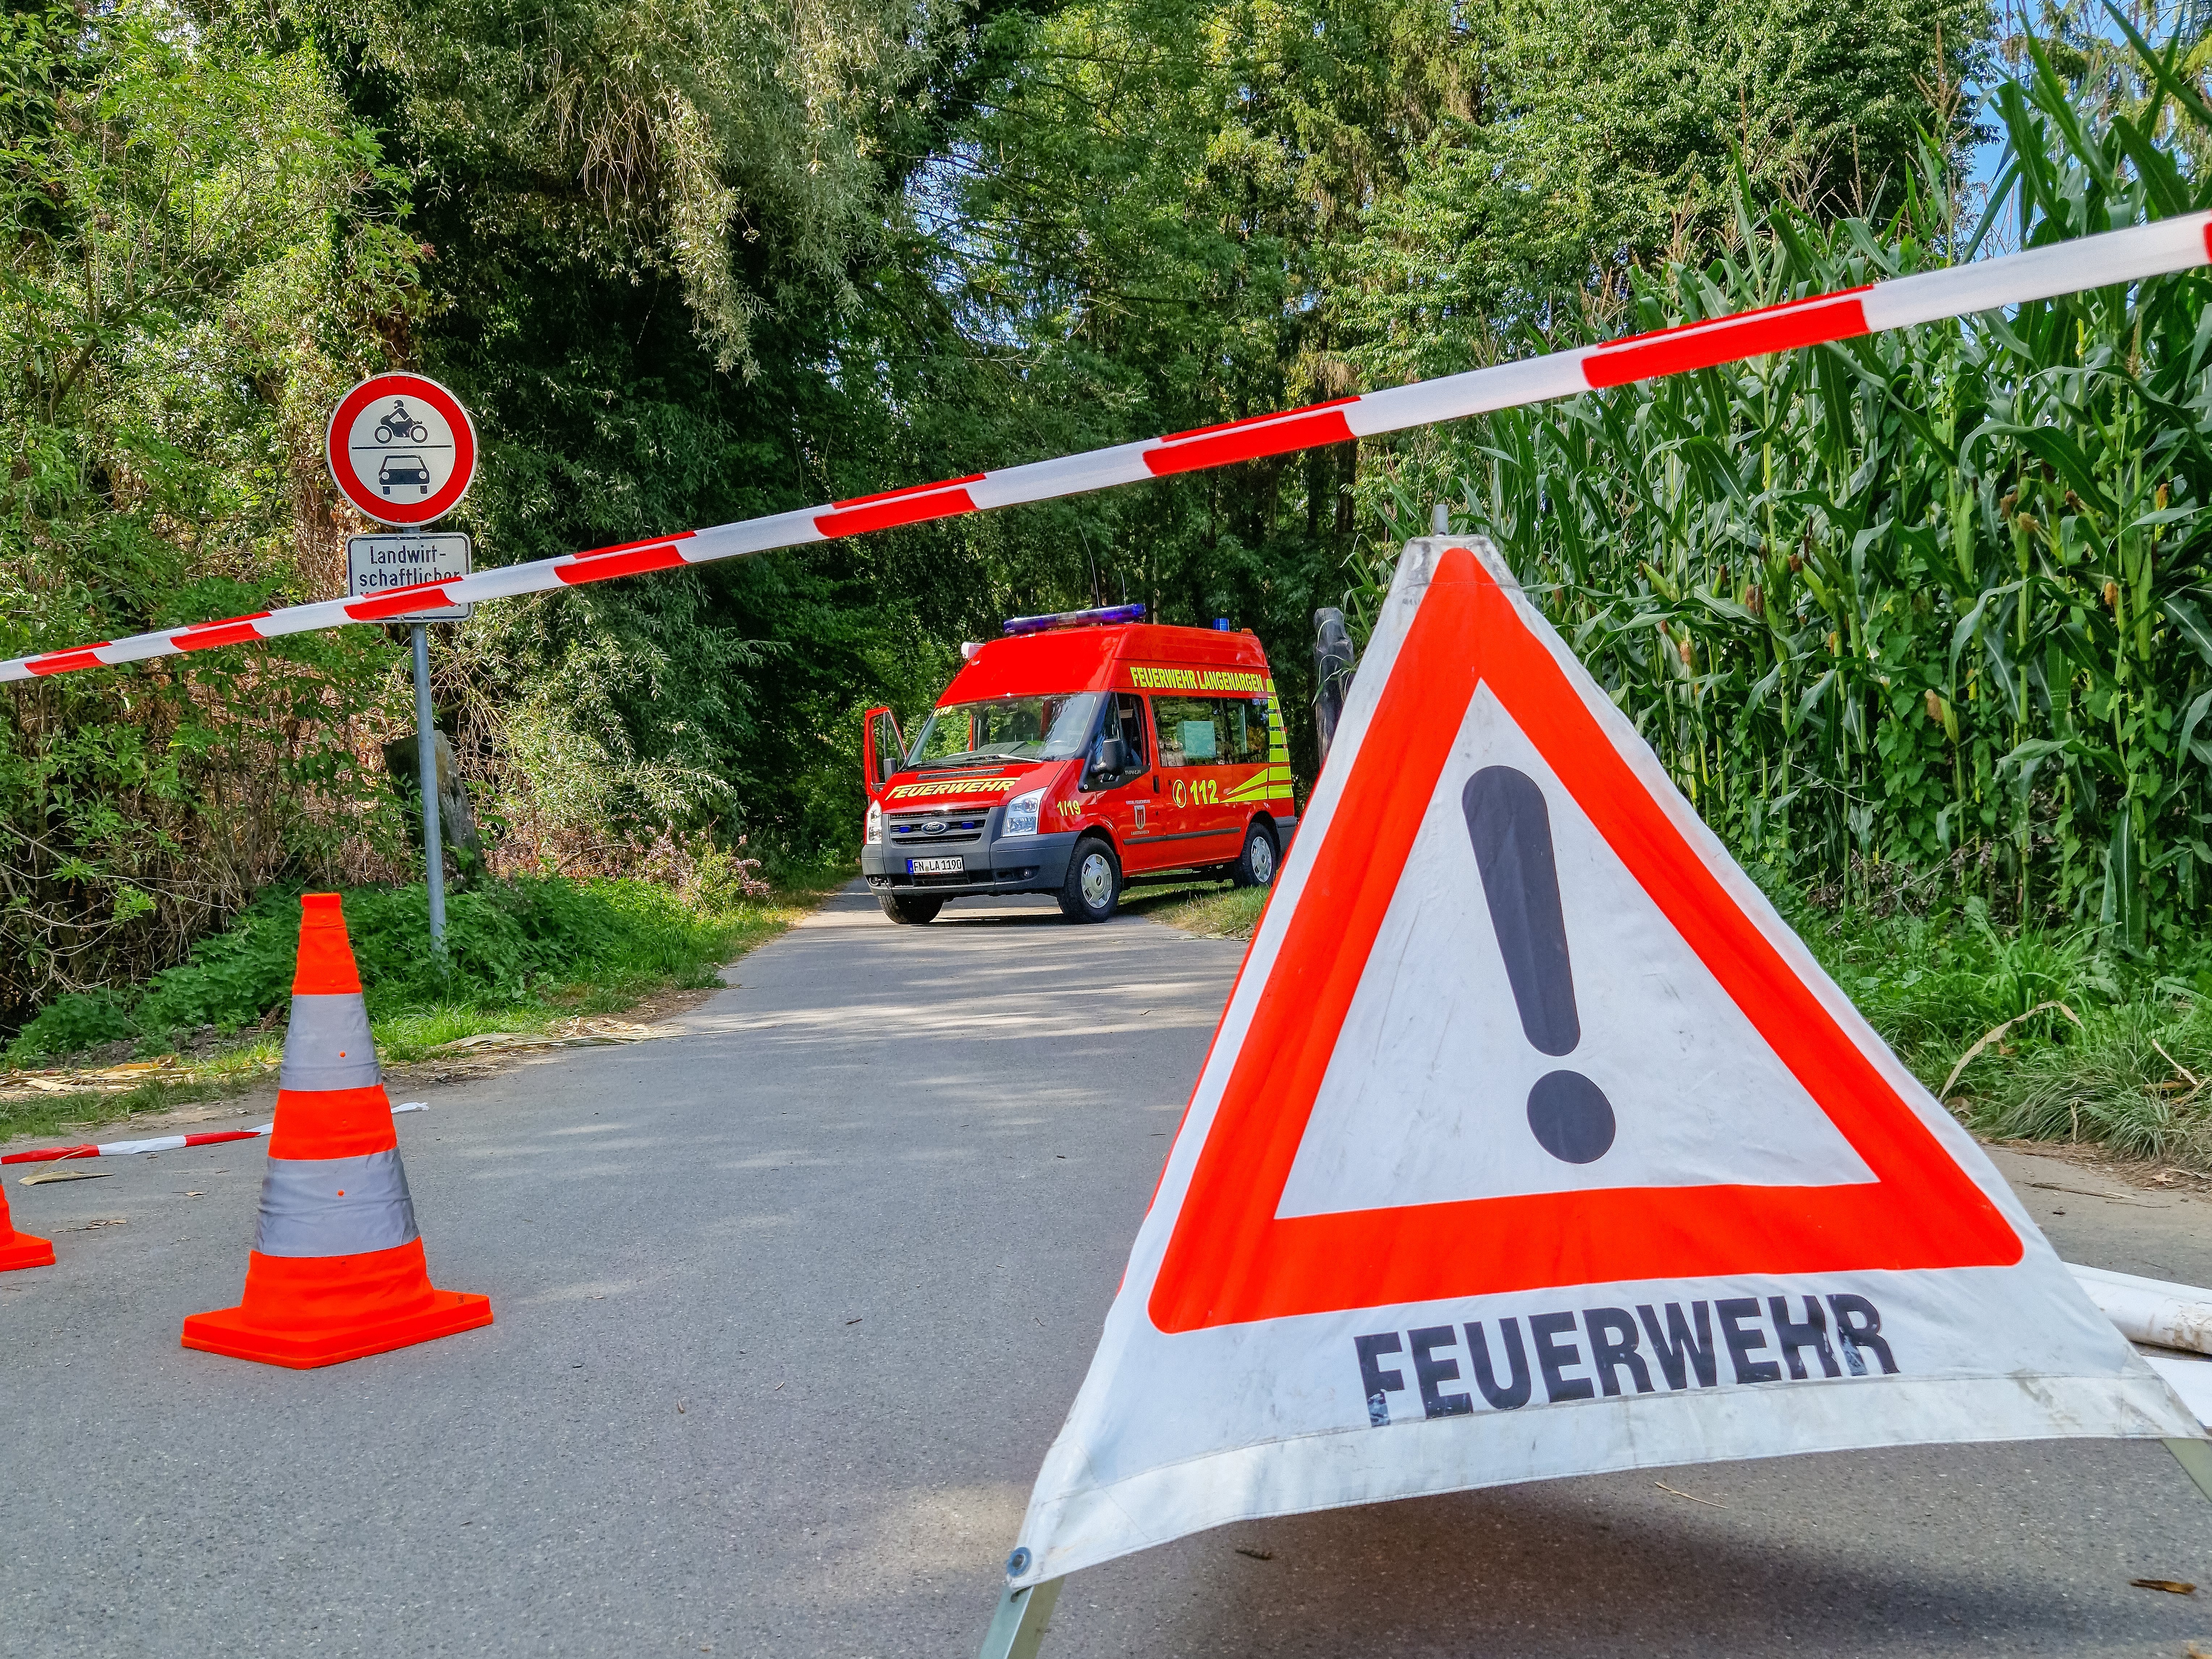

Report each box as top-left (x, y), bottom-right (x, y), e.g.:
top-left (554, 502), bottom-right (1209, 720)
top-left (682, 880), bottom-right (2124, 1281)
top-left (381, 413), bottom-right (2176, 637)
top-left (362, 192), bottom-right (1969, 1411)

top-left (936, 0), bottom-right (1991, 774)
top-left (294, 0), bottom-right (990, 854)
top-left (0, 0), bottom-right (419, 1024)
top-left (1341, 0), bottom-right (1993, 385)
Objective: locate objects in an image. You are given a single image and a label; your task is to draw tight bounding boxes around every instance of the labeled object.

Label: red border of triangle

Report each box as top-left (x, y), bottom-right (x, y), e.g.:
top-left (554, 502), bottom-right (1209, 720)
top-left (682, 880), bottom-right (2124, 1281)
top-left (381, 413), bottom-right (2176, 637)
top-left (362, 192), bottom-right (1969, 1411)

top-left (1148, 548), bottom-right (2022, 1335)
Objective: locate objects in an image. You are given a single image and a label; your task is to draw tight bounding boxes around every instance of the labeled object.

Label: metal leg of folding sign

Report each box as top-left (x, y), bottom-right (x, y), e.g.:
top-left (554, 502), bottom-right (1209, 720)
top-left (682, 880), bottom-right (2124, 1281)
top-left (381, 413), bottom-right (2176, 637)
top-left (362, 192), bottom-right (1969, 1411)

top-left (976, 1576), bottom-right (1063, 1659)
top-left (2166, 1438), bottom-right (2212, 1503)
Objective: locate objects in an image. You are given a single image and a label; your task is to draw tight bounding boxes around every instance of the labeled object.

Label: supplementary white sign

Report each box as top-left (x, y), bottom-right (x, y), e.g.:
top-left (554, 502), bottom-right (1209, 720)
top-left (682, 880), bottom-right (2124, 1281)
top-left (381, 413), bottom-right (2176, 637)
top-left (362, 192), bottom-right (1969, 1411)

top-left (346, 534), bottom-right (473, 622)
top-left (999, 535), bottom-right (2199, 1592)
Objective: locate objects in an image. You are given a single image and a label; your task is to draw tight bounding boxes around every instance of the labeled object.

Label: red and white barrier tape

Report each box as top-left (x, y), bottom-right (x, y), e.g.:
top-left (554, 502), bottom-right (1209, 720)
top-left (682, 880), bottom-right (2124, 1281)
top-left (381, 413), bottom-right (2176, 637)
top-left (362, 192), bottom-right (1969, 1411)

top-left (7, 213), bottom-right (2208, 684)
top-left (3, 1101), bottom-right (427, 1165)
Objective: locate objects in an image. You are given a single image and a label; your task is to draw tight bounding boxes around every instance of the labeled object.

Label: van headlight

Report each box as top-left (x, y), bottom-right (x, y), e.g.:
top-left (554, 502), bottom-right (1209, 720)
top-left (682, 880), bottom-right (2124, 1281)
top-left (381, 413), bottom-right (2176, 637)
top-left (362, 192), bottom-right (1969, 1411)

top-left (865, 799), bottom-right (883, 844)
top-left (1002, 788), bottom-right (1045, 837)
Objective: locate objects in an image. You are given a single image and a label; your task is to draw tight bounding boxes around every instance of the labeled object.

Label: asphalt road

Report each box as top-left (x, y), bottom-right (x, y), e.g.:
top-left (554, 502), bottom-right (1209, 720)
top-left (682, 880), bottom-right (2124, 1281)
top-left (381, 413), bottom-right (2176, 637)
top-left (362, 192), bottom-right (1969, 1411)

top-left (5, 883), bottom-right (2212, 1658)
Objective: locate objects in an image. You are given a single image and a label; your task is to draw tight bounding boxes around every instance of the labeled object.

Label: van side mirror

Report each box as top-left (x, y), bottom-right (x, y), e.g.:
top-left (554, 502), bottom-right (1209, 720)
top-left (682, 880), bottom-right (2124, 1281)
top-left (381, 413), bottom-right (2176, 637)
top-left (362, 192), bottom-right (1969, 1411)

top-left (1096, 736), bottom-right (1126, 776)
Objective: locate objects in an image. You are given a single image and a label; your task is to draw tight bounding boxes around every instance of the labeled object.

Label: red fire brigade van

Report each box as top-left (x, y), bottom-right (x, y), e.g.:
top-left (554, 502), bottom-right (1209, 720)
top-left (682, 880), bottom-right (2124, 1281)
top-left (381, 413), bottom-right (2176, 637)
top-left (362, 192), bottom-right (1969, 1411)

top-left (860, 605), bottom-right (1296, 924)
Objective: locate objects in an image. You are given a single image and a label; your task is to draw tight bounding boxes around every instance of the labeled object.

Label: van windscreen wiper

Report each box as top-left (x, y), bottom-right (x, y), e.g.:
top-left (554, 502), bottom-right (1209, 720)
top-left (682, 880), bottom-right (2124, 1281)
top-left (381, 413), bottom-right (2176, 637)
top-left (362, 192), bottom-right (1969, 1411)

top-left (914, 749), bottom-right (1010, 770)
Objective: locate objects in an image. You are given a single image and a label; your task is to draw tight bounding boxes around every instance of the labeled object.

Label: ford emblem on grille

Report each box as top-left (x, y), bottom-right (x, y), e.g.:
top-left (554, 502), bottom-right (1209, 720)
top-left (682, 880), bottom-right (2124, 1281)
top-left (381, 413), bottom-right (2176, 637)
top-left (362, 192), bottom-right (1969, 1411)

top-left (921, 818), bottom-right (948, 835)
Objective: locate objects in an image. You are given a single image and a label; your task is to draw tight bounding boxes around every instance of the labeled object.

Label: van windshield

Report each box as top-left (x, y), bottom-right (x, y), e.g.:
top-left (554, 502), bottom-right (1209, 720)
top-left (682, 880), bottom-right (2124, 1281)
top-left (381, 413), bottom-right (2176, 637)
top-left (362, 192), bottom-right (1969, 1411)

top-left (907, 693), bottom-right (1103, 770)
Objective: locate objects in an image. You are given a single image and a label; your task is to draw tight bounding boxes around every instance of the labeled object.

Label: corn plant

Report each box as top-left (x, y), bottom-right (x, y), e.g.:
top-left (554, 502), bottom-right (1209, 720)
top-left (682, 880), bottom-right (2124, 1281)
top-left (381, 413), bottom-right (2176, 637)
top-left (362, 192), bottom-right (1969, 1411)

top-left (1358, 18), bottom-right (2212, 949)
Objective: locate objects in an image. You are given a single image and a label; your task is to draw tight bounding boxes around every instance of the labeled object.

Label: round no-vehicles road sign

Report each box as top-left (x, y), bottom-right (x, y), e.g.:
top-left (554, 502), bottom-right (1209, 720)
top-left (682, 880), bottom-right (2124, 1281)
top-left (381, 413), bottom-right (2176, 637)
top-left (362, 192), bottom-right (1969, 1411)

top-left (327, 373), bottom-right (477, 526)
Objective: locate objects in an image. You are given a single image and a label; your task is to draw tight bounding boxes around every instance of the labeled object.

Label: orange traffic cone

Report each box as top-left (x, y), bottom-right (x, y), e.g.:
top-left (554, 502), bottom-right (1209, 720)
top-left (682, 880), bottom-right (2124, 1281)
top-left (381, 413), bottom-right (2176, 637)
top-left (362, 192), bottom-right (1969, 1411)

top-left (0, 1177), bottom-right (54, 1273)
top-left (182, 893), bottom-right (490, 1367)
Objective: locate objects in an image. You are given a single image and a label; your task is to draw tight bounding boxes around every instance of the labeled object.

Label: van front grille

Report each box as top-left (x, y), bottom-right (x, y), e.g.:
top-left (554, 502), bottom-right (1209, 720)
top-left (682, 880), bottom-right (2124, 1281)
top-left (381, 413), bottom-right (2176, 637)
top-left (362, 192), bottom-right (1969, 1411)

top-left (887, 810), bottom-right (991, 846)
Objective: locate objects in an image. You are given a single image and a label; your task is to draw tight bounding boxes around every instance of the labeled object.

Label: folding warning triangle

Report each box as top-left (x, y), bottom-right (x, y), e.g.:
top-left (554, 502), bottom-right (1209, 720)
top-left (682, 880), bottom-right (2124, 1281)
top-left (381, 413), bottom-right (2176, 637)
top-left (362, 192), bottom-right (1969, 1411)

top-left (1003, 537), bottom-right (2198, 1590)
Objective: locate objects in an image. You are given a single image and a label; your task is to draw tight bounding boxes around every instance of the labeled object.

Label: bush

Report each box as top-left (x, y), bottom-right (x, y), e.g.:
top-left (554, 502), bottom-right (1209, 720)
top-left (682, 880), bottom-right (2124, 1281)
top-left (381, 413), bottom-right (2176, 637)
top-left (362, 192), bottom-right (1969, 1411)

top-left (2, 872), bottom-right (782, 1065)
top-left (7, 990), bottom-right (138, 1062)
top-left (1761, 876), bottom-right (2212, 1169)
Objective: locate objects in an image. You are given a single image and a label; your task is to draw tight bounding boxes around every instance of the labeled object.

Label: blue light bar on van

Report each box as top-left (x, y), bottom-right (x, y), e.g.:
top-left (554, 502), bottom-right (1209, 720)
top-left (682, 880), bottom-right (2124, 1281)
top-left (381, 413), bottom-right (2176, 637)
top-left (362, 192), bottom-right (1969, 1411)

top-left (1001, 603), bottom-right (1148, 636)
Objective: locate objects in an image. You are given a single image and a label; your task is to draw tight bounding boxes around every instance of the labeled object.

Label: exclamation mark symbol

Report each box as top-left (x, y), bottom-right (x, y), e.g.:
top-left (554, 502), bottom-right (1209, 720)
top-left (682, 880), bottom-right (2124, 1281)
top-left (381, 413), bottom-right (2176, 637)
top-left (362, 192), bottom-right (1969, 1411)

top-left (1462, 766), bottom-right (1616, 1164)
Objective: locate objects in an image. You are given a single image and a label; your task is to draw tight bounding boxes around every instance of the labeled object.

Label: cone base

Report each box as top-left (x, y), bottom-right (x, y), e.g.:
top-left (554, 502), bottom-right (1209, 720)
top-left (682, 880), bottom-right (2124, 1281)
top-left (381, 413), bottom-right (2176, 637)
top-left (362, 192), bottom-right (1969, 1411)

top-left (181, 1288), bottom-right (491, 1369)
top-left (0, 1228), bottom-right (55, 1272)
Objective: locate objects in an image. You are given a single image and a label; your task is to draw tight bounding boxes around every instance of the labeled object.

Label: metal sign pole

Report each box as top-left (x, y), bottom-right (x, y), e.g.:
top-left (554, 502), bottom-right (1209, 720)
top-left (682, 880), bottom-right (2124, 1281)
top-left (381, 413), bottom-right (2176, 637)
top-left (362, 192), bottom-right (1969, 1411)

top-left (410, 622), bottom-right (446, 947)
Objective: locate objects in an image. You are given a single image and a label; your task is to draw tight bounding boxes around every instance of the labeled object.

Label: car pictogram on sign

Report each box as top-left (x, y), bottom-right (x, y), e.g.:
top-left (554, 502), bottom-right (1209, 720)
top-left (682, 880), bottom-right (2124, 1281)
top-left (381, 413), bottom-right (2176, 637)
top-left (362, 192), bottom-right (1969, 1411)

top-left (379, 456), bottom-right (432, 496)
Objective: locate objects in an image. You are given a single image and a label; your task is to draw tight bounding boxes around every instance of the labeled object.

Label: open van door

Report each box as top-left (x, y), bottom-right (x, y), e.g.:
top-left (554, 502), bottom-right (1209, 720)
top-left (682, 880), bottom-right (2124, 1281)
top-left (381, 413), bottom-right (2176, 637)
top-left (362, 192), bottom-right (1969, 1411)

top-left (862, 706), bottom-right (904, 799)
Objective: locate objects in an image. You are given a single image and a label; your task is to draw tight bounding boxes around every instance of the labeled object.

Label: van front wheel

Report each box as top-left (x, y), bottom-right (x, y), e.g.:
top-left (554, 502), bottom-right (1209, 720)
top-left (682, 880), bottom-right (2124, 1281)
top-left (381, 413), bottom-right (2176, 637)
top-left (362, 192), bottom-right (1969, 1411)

top-left (1058, 838), bottom-right (1120, 923)
top-left (879, 894), bottom-right (942, 925)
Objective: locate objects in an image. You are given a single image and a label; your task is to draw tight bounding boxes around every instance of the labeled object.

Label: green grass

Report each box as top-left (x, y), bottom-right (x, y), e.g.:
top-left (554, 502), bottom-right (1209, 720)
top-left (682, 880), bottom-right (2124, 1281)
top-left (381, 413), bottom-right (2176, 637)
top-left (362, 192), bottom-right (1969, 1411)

top-left (0, 1076), bottom-right (250, 1149)
top-left (1760, 877), bottom-right (2212, 1169)
top-left (0, 864), bottom-right (848, 1146)
top-left (1966, 1002), bottom-right (2212, 1164)
top-left (1135, 882), bottom-right (1271, 940)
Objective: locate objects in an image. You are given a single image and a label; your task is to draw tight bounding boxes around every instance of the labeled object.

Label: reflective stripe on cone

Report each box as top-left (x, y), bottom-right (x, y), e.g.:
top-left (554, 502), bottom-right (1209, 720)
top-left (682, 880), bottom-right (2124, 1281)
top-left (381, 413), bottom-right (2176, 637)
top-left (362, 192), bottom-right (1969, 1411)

top-left (253, 1151), bottom-right (419, 1257)
top-left (279, 993), bottom-right (380, 1091)
top-left (182, 893), bottom-right (489, 1368)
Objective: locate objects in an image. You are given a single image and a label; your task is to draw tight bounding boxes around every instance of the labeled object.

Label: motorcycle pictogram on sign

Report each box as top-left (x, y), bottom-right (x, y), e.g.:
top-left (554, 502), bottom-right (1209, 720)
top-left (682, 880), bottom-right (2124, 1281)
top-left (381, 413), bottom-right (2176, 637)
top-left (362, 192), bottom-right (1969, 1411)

top-left (374, 401), bottom-right (431, 445)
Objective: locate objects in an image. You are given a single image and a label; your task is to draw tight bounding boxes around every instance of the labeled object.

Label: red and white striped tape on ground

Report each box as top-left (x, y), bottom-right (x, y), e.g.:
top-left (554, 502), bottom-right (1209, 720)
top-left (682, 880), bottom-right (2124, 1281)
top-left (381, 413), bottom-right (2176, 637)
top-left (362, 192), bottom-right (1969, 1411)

top-left (3, 1101), bottom-right (427, 1165)
top-left (7, 213), bottom-right (2209, 685)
